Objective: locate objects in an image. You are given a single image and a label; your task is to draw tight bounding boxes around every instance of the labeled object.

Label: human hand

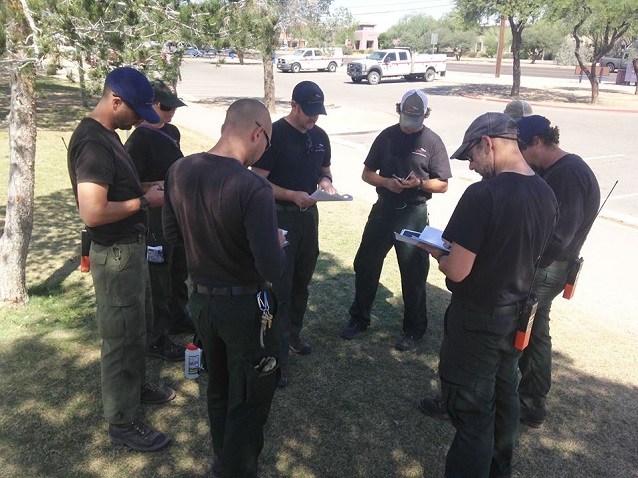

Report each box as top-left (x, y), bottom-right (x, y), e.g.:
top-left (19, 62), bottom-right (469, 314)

top-left (145, 184), bottom-right (164, 207)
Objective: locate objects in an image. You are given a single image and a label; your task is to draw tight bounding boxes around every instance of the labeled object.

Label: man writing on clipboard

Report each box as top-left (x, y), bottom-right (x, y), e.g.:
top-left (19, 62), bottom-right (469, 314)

top-left (341, 90), bottom-right (451, 352)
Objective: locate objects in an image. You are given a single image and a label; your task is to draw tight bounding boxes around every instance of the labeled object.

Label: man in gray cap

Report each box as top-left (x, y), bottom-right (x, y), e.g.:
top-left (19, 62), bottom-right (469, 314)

top-left (67, 67), bottom-right (174, 452)
top-left (342, 89), bottom-right (451, 351)
top-left (416, 113), bottom-right (557, 477)
top-left (252, 81), bottom-right (337, 387)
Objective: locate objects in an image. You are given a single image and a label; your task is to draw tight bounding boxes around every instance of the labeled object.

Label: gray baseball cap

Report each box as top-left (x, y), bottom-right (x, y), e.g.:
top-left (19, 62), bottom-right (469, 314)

top-left (451, 112), bottom-right (518, 160)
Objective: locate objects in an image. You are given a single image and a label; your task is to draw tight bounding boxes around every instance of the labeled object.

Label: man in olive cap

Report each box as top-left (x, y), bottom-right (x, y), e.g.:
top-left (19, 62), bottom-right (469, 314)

top-left (126, 80), bottom-right (192, 363)
top-left (67, 67), bottom-right (175, 452)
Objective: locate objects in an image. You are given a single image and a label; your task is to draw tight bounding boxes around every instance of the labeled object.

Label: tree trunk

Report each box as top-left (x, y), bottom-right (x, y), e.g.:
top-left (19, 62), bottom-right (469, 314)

top-left (509, 18), bottom-right (523, 97)
top-left (263, 54), bottom-right (276, 113)
top-left (633, 59), bottom-right (638, 95)
top-left (0, 64), bottom-right (37, 306)
top-left (76, 46), bottom-right (88, 108)
top-left (588, 60), bottom-right (600, 104)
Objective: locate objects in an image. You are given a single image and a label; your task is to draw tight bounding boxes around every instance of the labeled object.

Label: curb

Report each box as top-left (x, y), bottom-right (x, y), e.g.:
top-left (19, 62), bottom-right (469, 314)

top-left (459, 91), bottom-right (638, 114)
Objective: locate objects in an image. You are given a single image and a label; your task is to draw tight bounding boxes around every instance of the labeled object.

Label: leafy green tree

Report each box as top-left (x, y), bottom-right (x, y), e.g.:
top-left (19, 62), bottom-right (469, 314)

top-left (548, 0), bottom-right (638, 102)
top-left (438, 13), bottom-right (479, 60)
top-left (456, 0), bottom-right (545, 96)
top-left (299, 7), bottom-right (356, 47)
top-left (522, 20), bottom-right (569, 62)
top-left (385, 14), bottom-right (440, 52)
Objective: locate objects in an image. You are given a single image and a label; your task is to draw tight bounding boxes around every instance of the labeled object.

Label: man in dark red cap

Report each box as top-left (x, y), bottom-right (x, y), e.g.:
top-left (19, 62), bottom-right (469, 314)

top-left (252, 81), bottom-right (337, 387)
top-left (67, 67), bottom-right (175, 452)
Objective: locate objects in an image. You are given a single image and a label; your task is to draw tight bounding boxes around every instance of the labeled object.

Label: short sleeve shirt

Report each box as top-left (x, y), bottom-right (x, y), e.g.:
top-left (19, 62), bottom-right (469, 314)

top-left (443, 173), bottom-right (557, 307)
top-left (364, 124), bottom-right (452, 202)
top-left (252, 118), bottom-right (331, 201)
top-left (67, 117), bottom-right (146, 245)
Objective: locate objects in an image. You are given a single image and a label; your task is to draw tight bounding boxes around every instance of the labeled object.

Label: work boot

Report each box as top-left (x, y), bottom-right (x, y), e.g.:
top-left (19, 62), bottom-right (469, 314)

top-left (419, 395), bottom-right (449, 420)
top-left (140, 383), bottom-right (176, 405)
top-left (148, 338), bottom-right (185, 362)
top-left (340, 320), bottom-right (367, 340)
top-left (108, 421), bottom-right (171, 452)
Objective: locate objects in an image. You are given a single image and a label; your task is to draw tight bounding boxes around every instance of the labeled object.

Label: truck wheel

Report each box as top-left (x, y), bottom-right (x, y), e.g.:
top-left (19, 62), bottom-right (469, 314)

top-left (352, 77), bottom-right (362, 83)
top-left (606, 62), bottom-right (616, 73)
top-left (367, 71), bottom-right (381, 85)
top-left (424, 68), bottom-right (436, 82)
top-left (328, 62), bottom-right (337, 72)
top-left (292, 63), bottom-right (301, 73)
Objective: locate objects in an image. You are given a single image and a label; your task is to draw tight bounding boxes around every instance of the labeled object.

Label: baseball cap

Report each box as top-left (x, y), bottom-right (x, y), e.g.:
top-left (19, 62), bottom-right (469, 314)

top-left (105, 67), bottom-right (160, 124)
top-left (292, 81), bottom-right (327, 116)
top-left (503, 99), bottom-right (533, 120)
top-left (451, 112), bottom-right (518, 160)
top-left (517, 115), bottom-right (551, 142)
top-left (151, 80), bottom-right (187, 109)
top-left (399, 89), bottom-right (428, 129)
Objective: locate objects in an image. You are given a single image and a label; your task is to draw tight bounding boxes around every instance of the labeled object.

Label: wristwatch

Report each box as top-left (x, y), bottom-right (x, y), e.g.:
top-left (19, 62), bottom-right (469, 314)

top-left (139, 196), bottom-right (150, 212)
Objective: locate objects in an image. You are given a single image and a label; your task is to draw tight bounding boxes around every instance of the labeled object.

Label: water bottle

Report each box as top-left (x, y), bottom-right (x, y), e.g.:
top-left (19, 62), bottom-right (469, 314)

top-left (184, 342), bottom-right (201, 379)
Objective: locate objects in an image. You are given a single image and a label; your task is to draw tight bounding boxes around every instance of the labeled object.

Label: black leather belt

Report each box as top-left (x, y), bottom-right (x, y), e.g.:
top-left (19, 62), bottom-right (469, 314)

top-left (452, 298), bottom-right (519, 316)
top-left (117, 234), bottom-right (146, 244)
top-left (276, 203), bottom-right (315, 212)
top-left (93, 234), bottom-right (145, 246)
top-left (196, 283), bottom-right (271, 297)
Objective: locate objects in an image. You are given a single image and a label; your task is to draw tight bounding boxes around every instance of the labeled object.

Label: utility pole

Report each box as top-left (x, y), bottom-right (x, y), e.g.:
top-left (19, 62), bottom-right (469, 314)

top-left (495, 15), bottom-right (506, 78)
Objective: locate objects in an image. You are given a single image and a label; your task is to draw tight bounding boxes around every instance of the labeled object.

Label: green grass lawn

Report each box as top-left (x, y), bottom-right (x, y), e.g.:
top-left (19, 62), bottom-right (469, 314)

top-left (0, 75), bottom-right (636, 478)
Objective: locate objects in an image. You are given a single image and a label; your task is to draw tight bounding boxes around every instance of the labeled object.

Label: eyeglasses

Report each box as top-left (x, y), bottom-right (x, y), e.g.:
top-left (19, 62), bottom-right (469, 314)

top-left (255, 121), bottom-right (271, 150)
top-left (460, 138), bottom-right (482, 162)
top-left (159, 103), bottom-right (175, 112)
top-left (305, 134), bottom-right (314, 155)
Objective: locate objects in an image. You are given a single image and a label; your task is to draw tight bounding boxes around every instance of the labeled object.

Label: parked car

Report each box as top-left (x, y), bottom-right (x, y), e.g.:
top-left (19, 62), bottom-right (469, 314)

top-left (183, 45), bottom-right (217, 58)
top-left (601, 51), bottom-right (631, 73)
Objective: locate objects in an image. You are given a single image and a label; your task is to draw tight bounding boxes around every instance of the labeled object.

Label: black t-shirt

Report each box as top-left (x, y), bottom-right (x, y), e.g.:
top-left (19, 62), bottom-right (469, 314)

top-left (67, 117), bottom-right (146, 245)
top-left (443, 173), bottom-right (557, 308)
top-left (125, 123), bottom-right (184, 241)
top-left (365, 124), bottom-right (452, 202)
top-left (538, 154), bottom-right (600, 267)
top-left (163, 153), bottom-right (286, 287)
top-left (252, 118), bottom-right (331, 202)
top-left (124, 123), bottom-right (183, 182)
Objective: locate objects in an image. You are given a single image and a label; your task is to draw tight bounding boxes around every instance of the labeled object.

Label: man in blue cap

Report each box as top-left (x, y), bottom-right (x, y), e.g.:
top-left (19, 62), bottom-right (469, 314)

top-left (67, 67), bottom-right (175, 452)
top-left (252, 81), bottom-right (337, 387)
top-left (516, 115), bottom-right (600, 428)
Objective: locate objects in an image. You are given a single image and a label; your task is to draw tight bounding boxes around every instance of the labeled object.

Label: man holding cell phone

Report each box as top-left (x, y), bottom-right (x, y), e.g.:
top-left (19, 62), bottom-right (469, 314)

top-left (341, 90), bottom-right (452, 351)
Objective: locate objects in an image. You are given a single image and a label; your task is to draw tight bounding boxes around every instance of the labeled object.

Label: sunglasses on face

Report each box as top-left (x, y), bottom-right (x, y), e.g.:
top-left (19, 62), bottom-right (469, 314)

top-left (254, 121), bottom-right (271, 150)
top-left (159, 103), bottom-right (175, 112)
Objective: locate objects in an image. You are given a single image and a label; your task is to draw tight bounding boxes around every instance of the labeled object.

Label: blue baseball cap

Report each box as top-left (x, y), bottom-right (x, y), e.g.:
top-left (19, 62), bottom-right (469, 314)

top-left (105, 67), bottom-right (160, 124)
top-left (516, 115), bottom-right (551, 142)
top-left (292, 81), bottom-right (327, 116)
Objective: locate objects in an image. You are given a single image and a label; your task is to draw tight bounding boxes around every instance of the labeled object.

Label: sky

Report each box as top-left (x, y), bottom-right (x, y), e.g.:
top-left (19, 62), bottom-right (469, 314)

top-left (330, 0), bottom-right (455, 32)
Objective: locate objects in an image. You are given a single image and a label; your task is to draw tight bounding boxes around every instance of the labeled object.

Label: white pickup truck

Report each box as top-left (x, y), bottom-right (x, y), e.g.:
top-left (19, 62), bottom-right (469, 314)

top-left (277, 48), bottom-right (344, 73)
top-left (346, 47), bottom-right (447, 85)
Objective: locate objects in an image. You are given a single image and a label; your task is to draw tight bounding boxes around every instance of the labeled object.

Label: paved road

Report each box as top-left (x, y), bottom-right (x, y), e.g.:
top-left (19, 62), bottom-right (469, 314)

top-left (177, 58), bottom-right (637, 224)
top-left (445, 60), bottom-right (616, 79)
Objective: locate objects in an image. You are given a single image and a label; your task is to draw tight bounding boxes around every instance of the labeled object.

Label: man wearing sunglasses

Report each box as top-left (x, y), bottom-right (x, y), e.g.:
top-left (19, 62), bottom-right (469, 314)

top-left (417, 112), bottom-right (557, 477)
top-left (67, 67), bottom-right (174, 452)
top-left (252, 81), bottom-right (336, 387)
top-left (163, 99), bottom-right (286, 478)
top-left (125, 80), bottom-right (192, 363)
